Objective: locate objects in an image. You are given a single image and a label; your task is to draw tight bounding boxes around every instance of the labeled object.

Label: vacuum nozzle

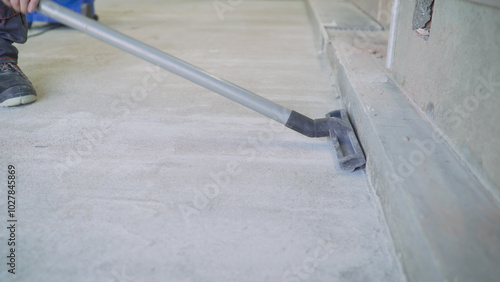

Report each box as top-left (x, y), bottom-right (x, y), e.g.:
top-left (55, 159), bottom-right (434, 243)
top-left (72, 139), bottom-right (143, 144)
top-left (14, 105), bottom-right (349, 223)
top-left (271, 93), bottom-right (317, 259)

top-left (285, 109), bottom-right (366, 172)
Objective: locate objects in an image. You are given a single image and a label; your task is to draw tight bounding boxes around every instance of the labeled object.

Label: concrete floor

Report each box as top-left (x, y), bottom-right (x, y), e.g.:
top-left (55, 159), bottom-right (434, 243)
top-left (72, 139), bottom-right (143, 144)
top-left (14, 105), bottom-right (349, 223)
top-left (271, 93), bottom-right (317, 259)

top-left (0, 1), bottom-right (405, 281)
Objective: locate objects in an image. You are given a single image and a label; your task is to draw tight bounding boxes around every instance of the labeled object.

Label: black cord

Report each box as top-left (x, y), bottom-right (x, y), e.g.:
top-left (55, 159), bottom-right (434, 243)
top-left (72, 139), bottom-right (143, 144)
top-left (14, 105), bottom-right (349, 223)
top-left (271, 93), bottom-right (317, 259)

top-left (28, 23), bottom-right (63, 38)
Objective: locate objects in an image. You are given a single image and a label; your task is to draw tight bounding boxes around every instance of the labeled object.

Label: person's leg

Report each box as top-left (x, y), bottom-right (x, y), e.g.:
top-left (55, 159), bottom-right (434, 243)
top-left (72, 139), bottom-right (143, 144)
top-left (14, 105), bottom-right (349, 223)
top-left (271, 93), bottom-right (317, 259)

top-left (0, 2), bottom-right (36, 107)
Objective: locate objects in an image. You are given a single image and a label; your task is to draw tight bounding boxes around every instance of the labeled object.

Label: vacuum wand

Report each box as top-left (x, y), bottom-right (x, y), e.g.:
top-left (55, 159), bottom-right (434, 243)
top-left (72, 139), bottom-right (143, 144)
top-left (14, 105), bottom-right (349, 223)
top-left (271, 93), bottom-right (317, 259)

top-left (36, 0), bottom-right (366, 172)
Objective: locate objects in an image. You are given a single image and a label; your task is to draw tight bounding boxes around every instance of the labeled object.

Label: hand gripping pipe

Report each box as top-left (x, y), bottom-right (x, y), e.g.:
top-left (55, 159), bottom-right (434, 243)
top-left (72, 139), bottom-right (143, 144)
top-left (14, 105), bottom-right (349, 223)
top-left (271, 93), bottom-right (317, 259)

top-left (36, 0), bottom-right (366, 172)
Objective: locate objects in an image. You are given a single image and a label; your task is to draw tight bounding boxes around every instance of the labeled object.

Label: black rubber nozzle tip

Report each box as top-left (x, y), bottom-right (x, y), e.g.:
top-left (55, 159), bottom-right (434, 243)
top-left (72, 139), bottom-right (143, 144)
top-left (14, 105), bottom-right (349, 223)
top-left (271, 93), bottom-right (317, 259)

top-left (285, 110), bottom-right (366, 172)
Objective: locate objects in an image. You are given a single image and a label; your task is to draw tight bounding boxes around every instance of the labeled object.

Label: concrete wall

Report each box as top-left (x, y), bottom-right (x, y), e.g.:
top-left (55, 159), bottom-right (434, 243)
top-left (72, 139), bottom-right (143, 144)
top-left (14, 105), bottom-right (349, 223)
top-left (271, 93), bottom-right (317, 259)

top-left (308, 1), bottom-right (500, 281)
top-left (391, 0), bottom-right (500, 197)
top-left (350, 0), bottom-right (393, 29)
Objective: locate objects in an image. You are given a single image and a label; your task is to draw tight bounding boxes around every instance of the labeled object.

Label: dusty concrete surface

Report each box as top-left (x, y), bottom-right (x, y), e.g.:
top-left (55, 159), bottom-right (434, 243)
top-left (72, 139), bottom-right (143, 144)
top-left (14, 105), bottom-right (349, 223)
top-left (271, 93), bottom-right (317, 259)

top-left (0, 1), bottom-right (405, 281)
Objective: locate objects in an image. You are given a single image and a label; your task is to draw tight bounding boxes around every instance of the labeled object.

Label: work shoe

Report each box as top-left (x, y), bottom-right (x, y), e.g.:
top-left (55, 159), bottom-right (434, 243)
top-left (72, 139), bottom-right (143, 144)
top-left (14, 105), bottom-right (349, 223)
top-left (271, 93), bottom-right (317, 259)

top-left (0, 62), bottom-right (37, 107)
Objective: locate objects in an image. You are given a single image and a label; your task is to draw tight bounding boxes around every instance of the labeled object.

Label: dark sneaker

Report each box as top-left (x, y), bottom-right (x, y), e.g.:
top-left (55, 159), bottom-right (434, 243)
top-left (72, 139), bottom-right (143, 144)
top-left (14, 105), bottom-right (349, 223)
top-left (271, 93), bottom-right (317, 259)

top-left (0, 62), bottom-right (37, 107)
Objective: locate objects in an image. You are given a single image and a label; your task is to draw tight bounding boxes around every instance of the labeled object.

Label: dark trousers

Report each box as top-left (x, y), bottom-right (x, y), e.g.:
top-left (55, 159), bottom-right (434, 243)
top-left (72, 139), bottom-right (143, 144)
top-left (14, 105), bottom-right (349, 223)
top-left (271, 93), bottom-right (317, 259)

top-left (0, 3), bottom-right (28, 64)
